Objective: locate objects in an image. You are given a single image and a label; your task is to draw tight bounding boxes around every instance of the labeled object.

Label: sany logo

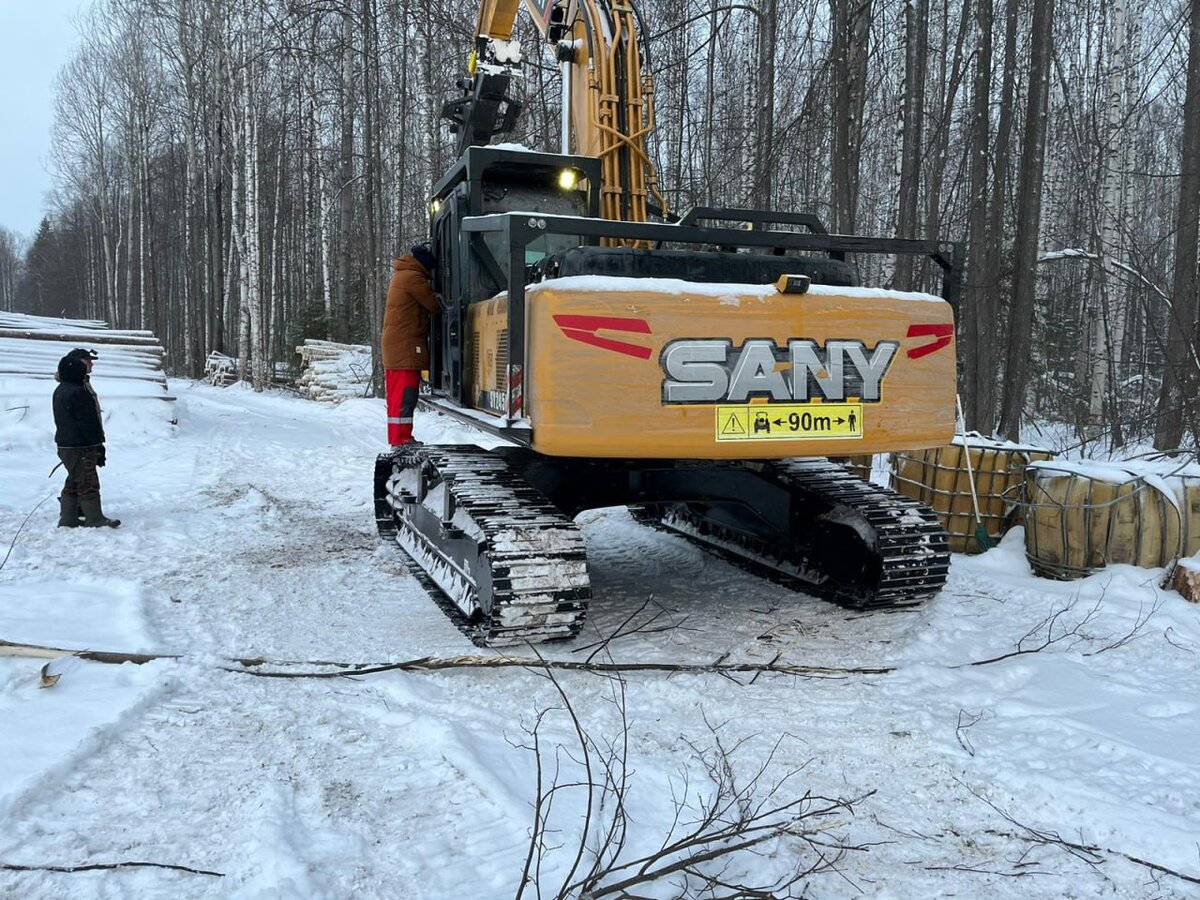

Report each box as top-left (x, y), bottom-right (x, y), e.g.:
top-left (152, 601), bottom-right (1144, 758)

top-left (553, 316), bottom-right (954, 404)
top-left (660, 338), bottom-right (899, 404)
top-left (553, 314), bottom-right (653, 360)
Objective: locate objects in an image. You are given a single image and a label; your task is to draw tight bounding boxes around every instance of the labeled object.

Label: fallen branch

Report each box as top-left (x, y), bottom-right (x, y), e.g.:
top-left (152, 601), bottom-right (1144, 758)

top-left (0, 495), bottom-right (53, 574)
top-left (0, 638), bottom-right (894, 680)
top-left (960, 780), bottom-right (1200, 888)
top-left (0, 860), bottom-right (223, 877)
top-left (234, 655), bottom-right (894, 680)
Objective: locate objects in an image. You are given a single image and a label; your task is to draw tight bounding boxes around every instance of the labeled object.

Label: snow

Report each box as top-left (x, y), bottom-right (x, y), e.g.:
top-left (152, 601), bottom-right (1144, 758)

top-left (951, 430), bottom-right (1052, 453)
top-left (1039, 248), bottom-right (1100, 262)
top-left (531, 274), bottom-right (949, 304)
top-left (1028, 457), bottom-right (1200, 516)
top-left (2, 382), bottom-right (1199, 897)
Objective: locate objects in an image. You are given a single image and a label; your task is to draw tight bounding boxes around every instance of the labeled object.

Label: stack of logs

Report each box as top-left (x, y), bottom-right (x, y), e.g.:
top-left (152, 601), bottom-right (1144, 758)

top-left (204, 352), bottom-right (238, 386)
top-left (295, 339), bottom-right (373, 402)
top-left (0, 312), bottom-right (172, 403)
top-left (204, 352), bottom-right (292, 388)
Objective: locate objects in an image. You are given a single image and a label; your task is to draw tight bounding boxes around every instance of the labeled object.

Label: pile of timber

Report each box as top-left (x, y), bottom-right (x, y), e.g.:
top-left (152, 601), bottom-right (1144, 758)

top-left (296, 339), bottom-right (372, 402)
top-left (205, 352), bottom-right (238, 386)
top-left (204, 352), bottom-right (292, 388)
top-left (0, 312), bottom-right (172, 404)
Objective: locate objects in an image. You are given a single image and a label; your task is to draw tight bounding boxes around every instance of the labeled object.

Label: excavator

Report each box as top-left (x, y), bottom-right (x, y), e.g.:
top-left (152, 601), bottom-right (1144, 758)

top-left (374, 0), bottom-right (962, 645)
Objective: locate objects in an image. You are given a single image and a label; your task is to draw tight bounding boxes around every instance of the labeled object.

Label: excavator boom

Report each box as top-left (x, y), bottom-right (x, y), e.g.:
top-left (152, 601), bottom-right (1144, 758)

top-left (444, 0), bottom-right (665, 224)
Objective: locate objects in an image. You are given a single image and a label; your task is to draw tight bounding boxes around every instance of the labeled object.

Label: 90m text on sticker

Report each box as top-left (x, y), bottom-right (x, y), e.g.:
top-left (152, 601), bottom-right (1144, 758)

top-left (715, 403), bottom-right (864, 441)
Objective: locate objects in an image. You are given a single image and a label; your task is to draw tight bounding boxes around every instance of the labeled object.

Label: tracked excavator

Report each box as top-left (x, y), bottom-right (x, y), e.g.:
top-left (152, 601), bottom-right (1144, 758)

top-left (374, 0), bottom-right (962, 645)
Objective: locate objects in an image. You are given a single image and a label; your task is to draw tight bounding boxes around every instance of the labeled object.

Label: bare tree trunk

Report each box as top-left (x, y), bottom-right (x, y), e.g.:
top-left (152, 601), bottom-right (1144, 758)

top-left (1154, 0), bottom-right (1200, 448)
top-left (752, 0), bottom-right (777, 210)
top-left (960, 0), bottom-right (992, 429)
top-left (336, 3), bottom-right (356, 344)
top-left (923, 0), bottom-right (970, 269)
top-left (1088, 0), bottom-right (1129, 443)
top-left (362, 0), bottom-right (384, 385)
top-left (975, 0), bottom-right (1018, 432)
top-left (830, 0), bottom-right (872, 234)
top-left (894, 0), bottom-right (928, 290)
top-left (998, 0), bottom-right (1055, 440)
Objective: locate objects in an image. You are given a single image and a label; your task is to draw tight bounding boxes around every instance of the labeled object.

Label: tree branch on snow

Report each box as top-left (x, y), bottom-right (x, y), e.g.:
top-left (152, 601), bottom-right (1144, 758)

top-left (570, 596), bottom-right (691, 664)
top-left (956, 590), bottom-right (1103, 668)
top-left (957, 779), bottom-right (1200, 888)
top-left (0, 495), bottom-right (53, 574)
top-left (513, 660), bottom-right (872, 899)
top-left (954, 709), bottom-right (985, 757)
top-left (0, 639), bottom-right (895, 680)
top-left (1082, 583), bottom-right (1163, 656)
top-left (0, 860), bottom-right (223, 877)
top-left (959, 580), bottom-right (1167, 668)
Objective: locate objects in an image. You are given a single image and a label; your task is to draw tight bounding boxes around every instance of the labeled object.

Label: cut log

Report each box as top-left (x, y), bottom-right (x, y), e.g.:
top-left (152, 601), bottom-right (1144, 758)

top-left (0, 328), bottom-right (163, 347)
top-left (1172, 556), bottom-right (1200, 603)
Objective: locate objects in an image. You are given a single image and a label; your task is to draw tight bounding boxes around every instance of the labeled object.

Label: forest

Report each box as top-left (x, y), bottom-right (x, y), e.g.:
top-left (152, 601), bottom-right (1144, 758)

top-left (0, 0), bottom-right (1196, 450)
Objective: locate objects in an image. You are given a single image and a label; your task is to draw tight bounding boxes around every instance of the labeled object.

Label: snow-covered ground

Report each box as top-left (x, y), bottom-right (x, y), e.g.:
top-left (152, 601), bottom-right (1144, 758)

top-left (1, 380), bottom-right (1198, 898)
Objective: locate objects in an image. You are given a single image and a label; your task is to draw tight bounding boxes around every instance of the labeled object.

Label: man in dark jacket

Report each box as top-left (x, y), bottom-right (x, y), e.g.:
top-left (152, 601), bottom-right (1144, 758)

top-left (382, 244), bottom-right (439, 446)
top-left (53, 352), bottom-right (120, 528)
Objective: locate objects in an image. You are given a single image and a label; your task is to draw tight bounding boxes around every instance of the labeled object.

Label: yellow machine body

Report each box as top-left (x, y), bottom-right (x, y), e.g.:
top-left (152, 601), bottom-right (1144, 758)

top-left (466, 278), bottom-right (956, 459)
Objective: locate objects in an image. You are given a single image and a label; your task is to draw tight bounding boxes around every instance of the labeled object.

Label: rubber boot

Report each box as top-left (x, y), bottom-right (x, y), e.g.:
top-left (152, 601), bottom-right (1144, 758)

top-left (79, 494), bottom-right (121, 528)
top-left (58, 495), bottom-right (80, 528)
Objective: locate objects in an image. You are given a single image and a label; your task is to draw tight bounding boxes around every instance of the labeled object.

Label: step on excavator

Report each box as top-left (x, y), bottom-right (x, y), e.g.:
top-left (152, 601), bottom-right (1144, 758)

top-left (375, 0), bottom-right (961, 645)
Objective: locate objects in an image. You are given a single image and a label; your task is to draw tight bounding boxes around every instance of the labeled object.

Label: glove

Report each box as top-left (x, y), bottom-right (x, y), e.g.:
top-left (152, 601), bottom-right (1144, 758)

top-left (96, 445), bottom-right (106, 467)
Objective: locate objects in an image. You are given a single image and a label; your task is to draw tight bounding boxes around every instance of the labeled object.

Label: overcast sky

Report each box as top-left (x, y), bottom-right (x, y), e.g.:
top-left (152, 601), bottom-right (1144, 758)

top-left (0, 0), bottom-right (86, 239)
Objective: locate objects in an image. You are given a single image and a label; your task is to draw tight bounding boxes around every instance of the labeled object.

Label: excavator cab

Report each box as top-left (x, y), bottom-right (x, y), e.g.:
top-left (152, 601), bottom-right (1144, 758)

top-left (428, 146), bottom-right (602, 405)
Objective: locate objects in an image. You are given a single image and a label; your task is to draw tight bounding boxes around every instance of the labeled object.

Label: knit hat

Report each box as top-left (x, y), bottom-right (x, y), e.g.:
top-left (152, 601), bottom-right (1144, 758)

top-left (57, 355), bottom-right (87, 384)
top-left (67, 347), bottom-right (98, 361)
top-left (411, 244), bottom-right (435, 272)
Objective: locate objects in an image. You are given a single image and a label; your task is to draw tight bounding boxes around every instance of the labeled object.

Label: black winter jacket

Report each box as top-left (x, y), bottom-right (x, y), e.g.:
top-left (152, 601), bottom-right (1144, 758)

top-left (53, 357), bottom-right (105, 448)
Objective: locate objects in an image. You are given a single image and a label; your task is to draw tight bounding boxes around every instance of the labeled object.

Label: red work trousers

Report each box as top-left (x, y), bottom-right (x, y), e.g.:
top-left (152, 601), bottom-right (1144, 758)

top-left (386, 368), bottom-right (420, 445)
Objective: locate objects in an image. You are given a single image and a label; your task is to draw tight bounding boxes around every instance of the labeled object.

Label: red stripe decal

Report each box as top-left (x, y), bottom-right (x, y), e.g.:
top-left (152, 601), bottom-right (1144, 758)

top-left (906, 323), bottom-right (954, 359)
top-left (554, 314), bottom-right (653, 359)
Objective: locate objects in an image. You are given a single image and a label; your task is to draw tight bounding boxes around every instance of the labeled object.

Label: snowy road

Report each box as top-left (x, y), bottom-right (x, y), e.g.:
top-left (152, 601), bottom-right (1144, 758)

top-left (1, 381), bottom-right (1198, 898)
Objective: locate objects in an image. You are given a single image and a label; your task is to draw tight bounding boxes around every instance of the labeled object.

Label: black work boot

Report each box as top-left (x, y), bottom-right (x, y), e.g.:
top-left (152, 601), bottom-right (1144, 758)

top-left (79, 494), bottom-right (121, 528)
top-left (58, 495), bottom-right (80, 528)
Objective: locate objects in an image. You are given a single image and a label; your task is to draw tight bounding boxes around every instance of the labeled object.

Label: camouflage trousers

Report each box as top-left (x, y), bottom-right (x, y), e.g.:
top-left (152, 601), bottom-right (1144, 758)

top-left (58, 446), bottom-right (101, 498)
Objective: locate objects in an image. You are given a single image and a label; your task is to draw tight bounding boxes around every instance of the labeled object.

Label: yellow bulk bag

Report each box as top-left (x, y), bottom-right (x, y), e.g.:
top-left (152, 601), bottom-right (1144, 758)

top-left (1023, 462), bottom-right (1183, 579)
top-left (891, 436), bottom-right (1055, 553)
top-left (1183, 476), bottom-right (1200, 557)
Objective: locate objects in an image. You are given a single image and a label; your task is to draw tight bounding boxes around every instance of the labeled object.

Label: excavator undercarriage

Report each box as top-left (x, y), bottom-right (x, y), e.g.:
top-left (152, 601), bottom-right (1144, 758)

top-left (376, 443), bottom-right (951, 645)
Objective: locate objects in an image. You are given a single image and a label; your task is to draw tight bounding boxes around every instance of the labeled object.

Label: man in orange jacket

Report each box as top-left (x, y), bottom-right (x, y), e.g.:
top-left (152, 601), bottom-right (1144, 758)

top-left (382, 244), bottom-right (439, 445)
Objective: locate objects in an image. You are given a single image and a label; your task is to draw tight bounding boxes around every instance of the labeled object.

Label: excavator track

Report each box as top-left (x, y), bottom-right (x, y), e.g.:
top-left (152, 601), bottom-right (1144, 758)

top-left (374, 445), bottom-right (590, 646)
top-left (635, 459), bottom-right (950, 610)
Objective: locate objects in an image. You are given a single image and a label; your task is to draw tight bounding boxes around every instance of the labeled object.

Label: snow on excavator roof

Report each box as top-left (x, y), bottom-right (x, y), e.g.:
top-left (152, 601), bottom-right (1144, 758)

top-left (528, 274), bottom-right (948, 304)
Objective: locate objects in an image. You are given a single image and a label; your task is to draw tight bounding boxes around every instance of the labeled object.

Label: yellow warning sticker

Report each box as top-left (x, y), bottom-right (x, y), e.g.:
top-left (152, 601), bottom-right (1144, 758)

top-left (715, 403), bottom-right (864, 441)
